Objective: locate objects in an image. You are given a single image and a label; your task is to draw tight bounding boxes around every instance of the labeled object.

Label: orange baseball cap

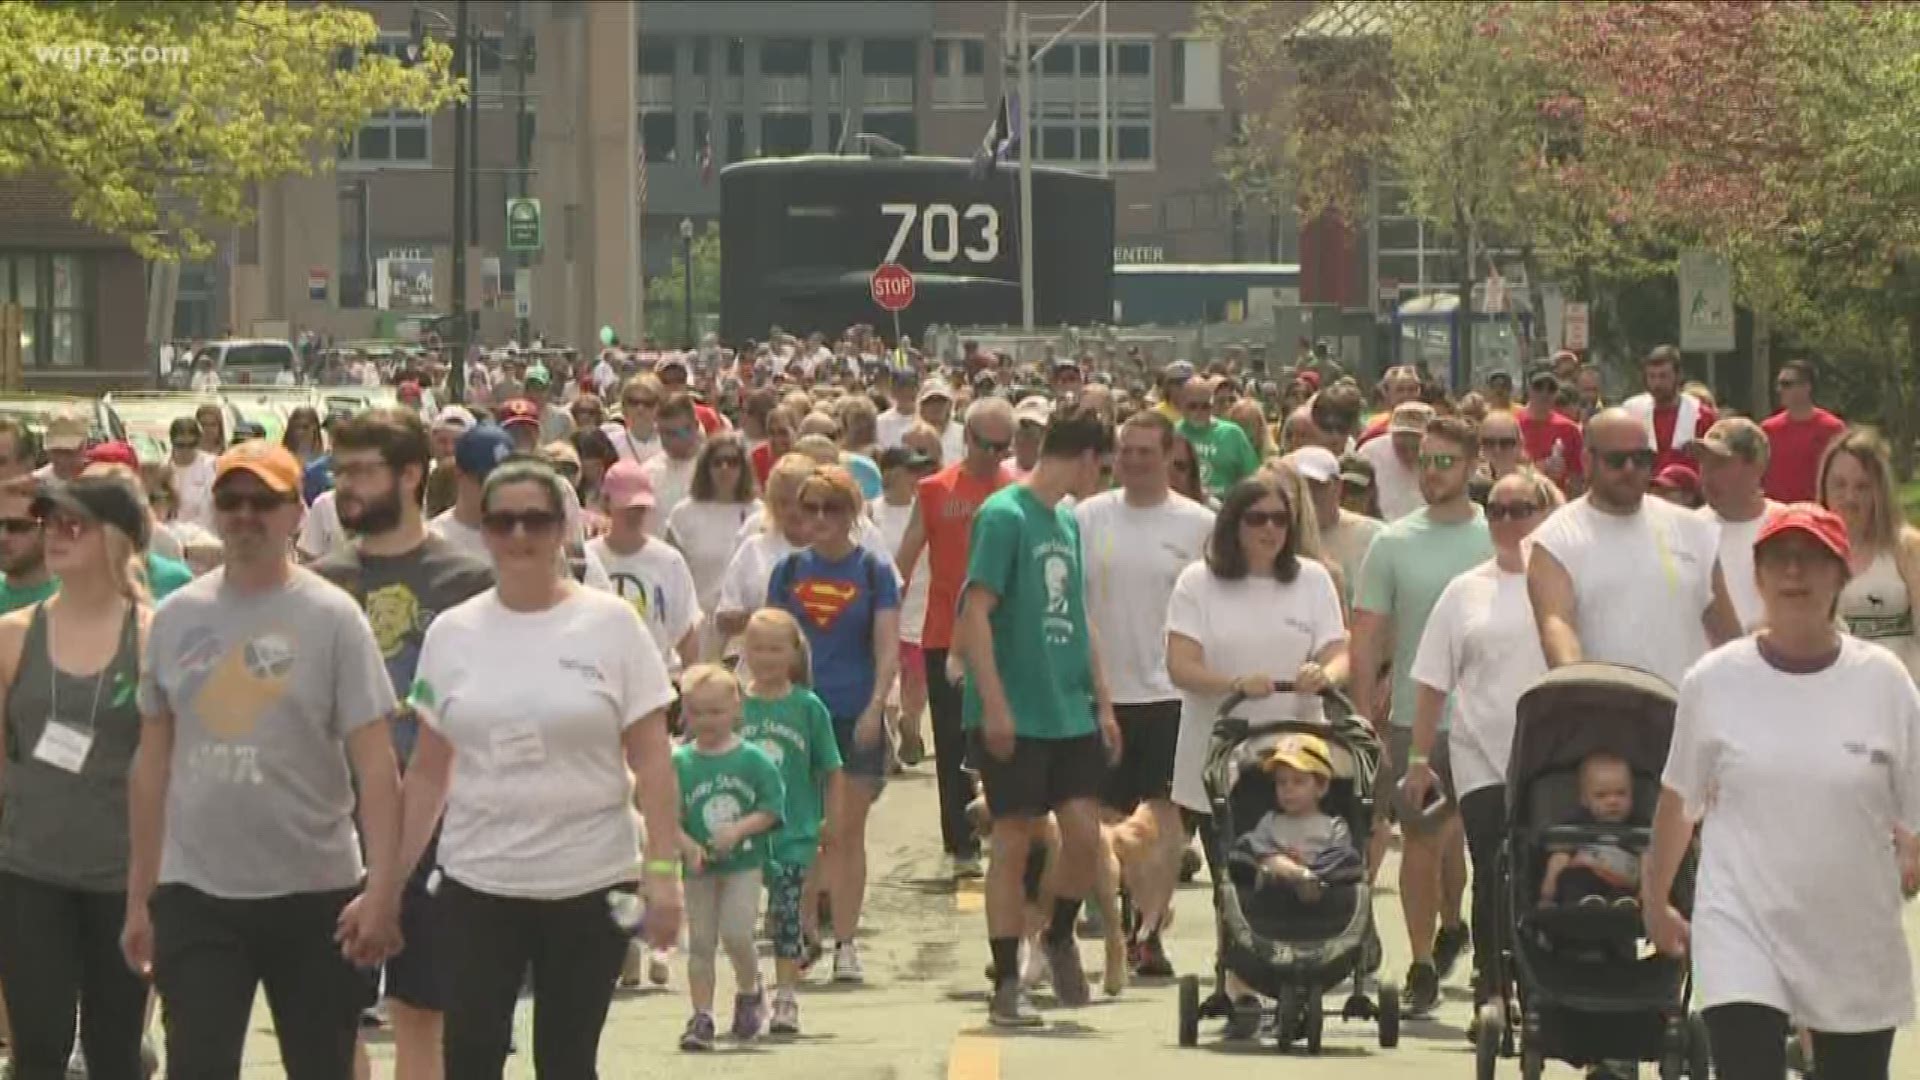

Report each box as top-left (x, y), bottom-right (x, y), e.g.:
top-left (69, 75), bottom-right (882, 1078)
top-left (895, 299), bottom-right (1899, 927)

top-left (215, 440), bottom-right (303, 495)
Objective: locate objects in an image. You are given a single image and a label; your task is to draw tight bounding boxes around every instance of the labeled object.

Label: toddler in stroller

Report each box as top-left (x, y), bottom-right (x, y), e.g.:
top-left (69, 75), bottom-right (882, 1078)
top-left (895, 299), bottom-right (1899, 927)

top-left (1230, 733), bottom-right (1365, 912)
top-left (1538, 751), bottom-right (1642, 913)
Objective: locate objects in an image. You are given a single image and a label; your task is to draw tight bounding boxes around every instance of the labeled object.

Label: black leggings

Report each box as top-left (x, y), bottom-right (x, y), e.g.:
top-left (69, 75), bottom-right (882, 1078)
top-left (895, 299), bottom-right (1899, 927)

top-left (924, 648), bottom-right (979, 860)
top-left (1457, 784), bottom-right (1504, 1009)
top-left (0, 873), bottom-right (148, 1080)
top-left (1703, 1001), bottom-right (1894, 1080)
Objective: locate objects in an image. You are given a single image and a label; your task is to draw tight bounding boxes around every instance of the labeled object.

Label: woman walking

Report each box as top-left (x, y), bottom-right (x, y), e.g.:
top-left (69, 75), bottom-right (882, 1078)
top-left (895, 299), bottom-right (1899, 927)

top-left (1644, 504), bottom-right (1920, 1080)
top-left (666, 435), bottom-right (760, 661)
top-left (1816, 428), bottom-right (1920, 683)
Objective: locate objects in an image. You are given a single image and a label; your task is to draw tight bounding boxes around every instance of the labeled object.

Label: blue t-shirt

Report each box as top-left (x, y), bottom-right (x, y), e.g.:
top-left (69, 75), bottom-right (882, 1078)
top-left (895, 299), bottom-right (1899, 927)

top-left (768, 545), bottom-right (899, 721)
top-left (302, 454), bottom-right (333, 506)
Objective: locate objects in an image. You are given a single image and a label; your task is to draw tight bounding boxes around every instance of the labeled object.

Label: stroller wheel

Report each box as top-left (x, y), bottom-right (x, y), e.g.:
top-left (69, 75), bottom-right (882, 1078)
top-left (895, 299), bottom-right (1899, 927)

top-left (1377, 983), bottom-right (1401, 1049)
top-left (1519, 1047), bottom-right (1544, 1080)
top-left (1177, 975), bottom-right (1200, 1047)
top-left (1304, 991), bottom-right (1325, 1056)
top-left (1685, 1013), bottom-right (1712, 1078)
top-left (1474, 1005), bottom-right (1503, 1080)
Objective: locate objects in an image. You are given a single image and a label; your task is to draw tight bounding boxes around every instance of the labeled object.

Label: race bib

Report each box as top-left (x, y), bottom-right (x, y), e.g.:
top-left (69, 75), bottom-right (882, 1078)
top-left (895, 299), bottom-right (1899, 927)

top-left (491, 725), bottom-right (545, 767)
top-left (32, 720), bottom-right (94, 774)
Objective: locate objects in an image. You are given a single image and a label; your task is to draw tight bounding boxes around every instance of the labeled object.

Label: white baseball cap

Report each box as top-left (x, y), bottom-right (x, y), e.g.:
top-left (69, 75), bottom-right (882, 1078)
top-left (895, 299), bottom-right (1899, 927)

top-left (1284, 446), bottom-right (1341, 484)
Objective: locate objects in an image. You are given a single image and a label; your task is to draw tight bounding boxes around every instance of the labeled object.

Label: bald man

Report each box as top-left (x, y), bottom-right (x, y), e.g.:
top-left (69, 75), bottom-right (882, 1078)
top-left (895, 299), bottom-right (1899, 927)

top-left (1526, 408), bottom-right (1740, 688)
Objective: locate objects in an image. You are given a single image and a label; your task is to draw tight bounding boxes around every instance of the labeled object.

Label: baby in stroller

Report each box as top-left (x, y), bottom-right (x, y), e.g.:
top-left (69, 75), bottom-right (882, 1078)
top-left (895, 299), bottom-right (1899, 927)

top-left (1230, 733), bottom-right (1365, 912)
top-left (1538, 751), bottom-right (1642, 912)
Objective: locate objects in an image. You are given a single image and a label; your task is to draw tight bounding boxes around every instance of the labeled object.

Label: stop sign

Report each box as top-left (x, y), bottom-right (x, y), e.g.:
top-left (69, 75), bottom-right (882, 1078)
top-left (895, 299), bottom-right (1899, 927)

top-left (870, 262), bottom-right (916, 312)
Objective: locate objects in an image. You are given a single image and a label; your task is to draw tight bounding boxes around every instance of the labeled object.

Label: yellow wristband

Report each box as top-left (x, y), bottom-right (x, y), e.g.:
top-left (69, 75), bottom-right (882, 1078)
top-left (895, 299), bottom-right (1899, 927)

top-left (643, 858), bottom-right (681, 878)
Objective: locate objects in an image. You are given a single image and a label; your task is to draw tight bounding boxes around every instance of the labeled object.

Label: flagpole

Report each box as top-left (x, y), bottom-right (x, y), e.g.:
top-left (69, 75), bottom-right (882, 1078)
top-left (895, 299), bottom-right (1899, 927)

top-left (1019, 10), bottom-right (1034, 333)
top-left (1097, 0), bottom-right (1108, 178)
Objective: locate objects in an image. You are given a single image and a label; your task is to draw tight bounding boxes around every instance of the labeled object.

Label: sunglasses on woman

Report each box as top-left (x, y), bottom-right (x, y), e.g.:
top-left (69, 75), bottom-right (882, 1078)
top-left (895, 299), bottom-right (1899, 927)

top-left (709, 455), bottom-right (744, 468)
top-left (1484, 500), bottom-right (1541, 522)
top-left (1240, 508), bottom-right (1291, 529)
top-left (481, 509), bottom-right (564, 537)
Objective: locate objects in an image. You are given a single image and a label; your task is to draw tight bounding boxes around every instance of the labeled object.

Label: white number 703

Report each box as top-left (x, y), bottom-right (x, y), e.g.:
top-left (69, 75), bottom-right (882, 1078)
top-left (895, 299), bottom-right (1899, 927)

top-left (881, 202), bottom-right (1001, 265)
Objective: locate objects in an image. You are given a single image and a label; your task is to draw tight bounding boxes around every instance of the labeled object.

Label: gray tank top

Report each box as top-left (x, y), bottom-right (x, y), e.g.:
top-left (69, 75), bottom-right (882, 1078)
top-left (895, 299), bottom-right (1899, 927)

top-left (0, 603), bottom-right (141, 892)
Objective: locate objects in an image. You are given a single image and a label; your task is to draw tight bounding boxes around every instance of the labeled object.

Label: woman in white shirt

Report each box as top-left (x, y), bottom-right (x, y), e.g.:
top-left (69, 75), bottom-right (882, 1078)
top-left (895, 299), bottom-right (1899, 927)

top-left (1402, 468), bottom-right (1560, 1025)
top-left (1817, 428), bottom-right (1920, 683)
top-left (1165, 475), bottom-right (1350, 1036)
top-left (715, 454), bottom-right (818, 644)
top-left (665, 435), bottom-right (760, 660)
top-left (1644, 504), bottom-right (1920, 1080)
top-left (396, 458), bottom-right (685, 1078)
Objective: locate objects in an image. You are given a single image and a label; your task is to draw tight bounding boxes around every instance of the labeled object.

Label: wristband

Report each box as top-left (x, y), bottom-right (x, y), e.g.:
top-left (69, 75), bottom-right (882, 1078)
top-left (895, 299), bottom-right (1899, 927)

top-left (1407, 752), bottom-right (1429, 766)
top-left (643, 858), bottom-right (682, 878)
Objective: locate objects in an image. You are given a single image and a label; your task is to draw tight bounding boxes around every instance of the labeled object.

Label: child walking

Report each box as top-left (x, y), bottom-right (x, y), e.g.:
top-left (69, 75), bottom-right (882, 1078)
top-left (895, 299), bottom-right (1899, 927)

top-left (739, 608), bottom-right (846, 1035)
top-left (673, 664), bottom-right (787, 1051)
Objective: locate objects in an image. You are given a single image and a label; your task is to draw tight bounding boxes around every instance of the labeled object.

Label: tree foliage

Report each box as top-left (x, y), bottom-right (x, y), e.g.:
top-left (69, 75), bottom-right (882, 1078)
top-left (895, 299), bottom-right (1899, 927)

top-left (646, 224), bottom-right (721, 348)
top-left (0, 1), bottom-right (458, 258)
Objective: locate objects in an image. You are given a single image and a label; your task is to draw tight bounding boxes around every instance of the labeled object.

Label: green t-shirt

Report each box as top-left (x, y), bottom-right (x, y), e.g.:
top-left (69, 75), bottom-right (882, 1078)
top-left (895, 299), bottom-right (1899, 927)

top-left (0, 554), bottom-right (192, 615)
top-left (740, 687), bottom-right (842, 868)
top-left (1354, 506), bottom-right (1494, 730)
top-left (672, 740), bottom-right (785, 875)
top-left (1178, 418), bottom-right (1260, 498)
top-left (960, 485), bottom-right (1096, 741)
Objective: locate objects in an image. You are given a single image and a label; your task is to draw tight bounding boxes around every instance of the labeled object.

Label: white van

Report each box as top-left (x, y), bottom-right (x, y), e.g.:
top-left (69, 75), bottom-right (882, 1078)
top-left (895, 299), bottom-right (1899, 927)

top-left (185, 339), bottom-right (300, 387)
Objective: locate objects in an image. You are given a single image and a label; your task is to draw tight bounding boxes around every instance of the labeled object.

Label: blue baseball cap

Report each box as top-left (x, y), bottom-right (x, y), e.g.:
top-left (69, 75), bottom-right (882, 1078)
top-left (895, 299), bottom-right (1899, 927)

top-left (454, 423), bottom-right (515, 478)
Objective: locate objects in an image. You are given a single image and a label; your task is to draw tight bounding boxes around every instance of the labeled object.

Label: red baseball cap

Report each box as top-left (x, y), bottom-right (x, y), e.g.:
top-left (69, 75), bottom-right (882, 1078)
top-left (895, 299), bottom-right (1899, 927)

top-left (1651, 461), bottom-right (1701, 497)
top-left (1755, 503), bottom-right (1852, 567)
top-left (498, 397), bottom-right (541, 429)
top-left (84, 441), bottom-right (140, 469)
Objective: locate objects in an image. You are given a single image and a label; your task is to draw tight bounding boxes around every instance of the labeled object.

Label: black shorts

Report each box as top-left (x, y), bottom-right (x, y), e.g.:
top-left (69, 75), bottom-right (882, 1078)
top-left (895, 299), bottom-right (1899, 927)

top-left (968, 730), bottom-right (1108, 820)
top-left (381, 878), bottom-right (447, 1010)
top-left (1101, 700), bottom-right (1181, 813)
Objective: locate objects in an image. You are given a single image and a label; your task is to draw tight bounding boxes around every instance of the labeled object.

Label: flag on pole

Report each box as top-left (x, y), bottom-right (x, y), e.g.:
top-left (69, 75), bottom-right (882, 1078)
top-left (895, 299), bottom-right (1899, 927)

top-left (698, 130), bottom-right (715, 186)
top-left (970, 93), bottom-right (1016, 180)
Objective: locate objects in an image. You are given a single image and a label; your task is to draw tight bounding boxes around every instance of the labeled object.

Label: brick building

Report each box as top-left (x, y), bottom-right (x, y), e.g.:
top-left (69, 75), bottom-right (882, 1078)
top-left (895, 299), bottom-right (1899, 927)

top-left (0, 176), bottom-right (148, 391)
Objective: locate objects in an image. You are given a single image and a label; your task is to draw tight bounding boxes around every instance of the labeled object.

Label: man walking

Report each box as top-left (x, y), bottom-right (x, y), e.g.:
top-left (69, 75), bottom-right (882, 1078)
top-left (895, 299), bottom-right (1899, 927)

top-left (961, 403), bottom-right (1120, 1027)
top-left (896, 397), bottom-right (1015, 879)
top-left (1177, 378), bottom-right (1259, 500)
top-left (1351, 416), bottom-right (1492, 1016)
top-left (1621, 345), bottom-right (1715, 475)
top-left (1759, 358), bottom-right (1845, 504)
top-left (1691, 418), bottom-right (1782, 633)
top-left (125, 440), bottom-right (406, 1079)
top-left (1517, 368), bottom-right (1584, 493)
top-left (1076, 411), bottom-right (1213, 975)
top-left (312, 409), bottom-right (495, 1080)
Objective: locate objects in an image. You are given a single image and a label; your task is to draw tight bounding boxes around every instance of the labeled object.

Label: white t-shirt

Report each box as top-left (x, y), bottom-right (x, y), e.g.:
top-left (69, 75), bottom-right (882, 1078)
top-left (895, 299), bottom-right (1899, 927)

top-left (871, 497), bottom-right (930, 641)
top-left (1077, 490), bottom-right (1216, 704)
top-left (1530, 495), bottom-right (1722, 688)
top-left (641, 454), bottom-right (698, 536)
top-left (1359, 437), bottom-right (1424, 522)
top-left (296, 489), bottom-right (349, 561)
top-left (1410, 561), bottom-right (1547, 796)
top-left (939, 422), bottom-right (966, 466)
top-left (1166, 560), bottom-right (1347, 812)
top-left (586, 536), bottom-right (702, 675)
top-left (602, 422), bottom-right (661, 466)
top-left (1666, 636), bottom-right (1920, 1031)
top-left (429, 508), bottom-right (616, 593)
top-left (717, 531), bottom-right (803, 620)
top-left (663, 499), bottom-right (759, 617)
top-left (174, 451), bottom-right (219, 531)
top-left (412, 588), bottom-right (676, 900)
top-left (875, 408), bottom-right (918, 451)
top-left (1699, 503), bottom-right (1780, 633)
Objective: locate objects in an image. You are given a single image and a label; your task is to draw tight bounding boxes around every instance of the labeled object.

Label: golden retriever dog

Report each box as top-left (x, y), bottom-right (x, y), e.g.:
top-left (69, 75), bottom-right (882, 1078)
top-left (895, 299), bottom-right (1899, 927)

top-left (967, 792), bottom-right (1166, 997)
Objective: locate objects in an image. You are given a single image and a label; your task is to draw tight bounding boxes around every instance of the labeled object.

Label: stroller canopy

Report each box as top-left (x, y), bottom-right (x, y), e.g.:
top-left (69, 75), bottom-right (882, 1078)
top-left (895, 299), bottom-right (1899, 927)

top-left (1507, 662), bottom-right (1677, 797)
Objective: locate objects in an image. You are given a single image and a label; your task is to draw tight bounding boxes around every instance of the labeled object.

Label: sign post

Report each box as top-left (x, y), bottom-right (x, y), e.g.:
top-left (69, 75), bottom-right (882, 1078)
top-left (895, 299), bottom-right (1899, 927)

top-left (1563, 301), bottom-right (1589, 352)
top-left (870, 262), bottom-right (916, 354)
top-left (506, 198), bottom-right (543, 253)
top-left (1679, 248), bottom-right (1734, 390)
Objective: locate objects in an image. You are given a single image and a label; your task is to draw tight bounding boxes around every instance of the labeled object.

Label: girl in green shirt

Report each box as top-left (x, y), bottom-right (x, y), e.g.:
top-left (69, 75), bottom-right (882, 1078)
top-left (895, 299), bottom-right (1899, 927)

top-left (739, 608), bottom-right (844, 1036)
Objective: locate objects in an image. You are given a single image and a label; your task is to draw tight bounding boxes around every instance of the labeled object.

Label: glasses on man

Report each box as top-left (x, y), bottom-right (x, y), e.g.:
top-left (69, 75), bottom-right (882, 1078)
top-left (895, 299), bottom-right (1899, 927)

top-left (480, 509), bottom-right (564, 537)
top-left (1776, 378), bottom-right (1803, 391)
top-left (1595, 449), bottom-right (1657, 472)
top-left (0, 517), bottom-right (41, 537)
top-left (623, 396), bottom-right (660, 411)
top-left (1418, 453), bottom-right (1464, 471)
top-left (660, 425), bottom-right (698, 441)
top-left (213, 490), bottom-right (292, 514)
top-left (1482, 437), bottom-right (1521, 451)
top-left (970, 432), bottom-right (1011, 454)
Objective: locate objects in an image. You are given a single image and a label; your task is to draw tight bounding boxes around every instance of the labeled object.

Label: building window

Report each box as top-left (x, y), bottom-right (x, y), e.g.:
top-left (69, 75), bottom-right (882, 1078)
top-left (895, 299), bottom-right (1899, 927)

top-left (761, 113), bottom-right (812, 157)
top-left (639, 38), bottom-right (676, 75)
top-left (473, 32), bottom-right (507, 108)
top-left (343, 34), bottom-right (431, 167)
top-left (760, 38), bottom-right (811, 77)
top-left (860, 112), bottom-right (917, 153)
top-left (693, 112), bottom-right (712, 160)
top-left (0, 252), bottom-right (90, 369)
top-left (761, 38), bottom-right (812, 112)
top-left (691, 36), bottom-right (709, 76)
top-left (933, 37), bottom-right (986, 109)
top-left (726, 113), bottom-right (747, 161)
top-left (829, 112), bottom-right (845, 152)
top-left (641, 111), bottom-right (677, 162)
top-left (1029, 38), bottom-right (1153, 169)
top-left (1170, 36), bottom-right (1221, 110)
top-left (863, 38), bottom-right (916, 110)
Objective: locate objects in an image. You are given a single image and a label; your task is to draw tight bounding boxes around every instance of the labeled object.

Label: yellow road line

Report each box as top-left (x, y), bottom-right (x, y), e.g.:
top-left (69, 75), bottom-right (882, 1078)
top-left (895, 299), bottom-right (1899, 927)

top-left (948, 1034), bottom-right (1000, 1080)
top-left (955, 878), bottom-right (985, 913)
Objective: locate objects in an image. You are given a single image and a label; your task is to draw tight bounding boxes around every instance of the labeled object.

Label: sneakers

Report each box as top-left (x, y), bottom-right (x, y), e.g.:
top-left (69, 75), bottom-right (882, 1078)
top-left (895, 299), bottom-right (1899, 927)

top-left (1042, 935), bottom-right (1090, 1007)
top-left (899, 728), bottom-right (926, 766)
top-left (989, 982), bottom-right (1044, 1027)
top-left (769, 990), bottom-right (801, 1035)
top-left (1433, 922), bottom-right (1471, 981)
top-left (679, 1011), bottom-right (716, 1052)
top-left (617, 942), bottom-right (644, 989)
top-left (798, 935), bottom-right (826, 975)
top-left (1403, 959), bottom-right (1441, 1017)
top-left (1133, 933), bottom-right (1174, 978)
top-left (648, 948), bottom-right (672, 987)
top-left (832, 940), bottom-right (865, 983)
top-left (731, 987), bottom-right (767, 1040)
top-left (951, 852), bottom-right (984, 881)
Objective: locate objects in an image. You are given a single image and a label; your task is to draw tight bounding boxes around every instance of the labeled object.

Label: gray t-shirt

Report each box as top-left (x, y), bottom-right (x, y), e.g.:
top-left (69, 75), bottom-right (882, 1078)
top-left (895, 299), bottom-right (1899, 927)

top-left (1234, 809), bottom-right (1353, 867)
top-left (139, 566), bottom-right (398, 899)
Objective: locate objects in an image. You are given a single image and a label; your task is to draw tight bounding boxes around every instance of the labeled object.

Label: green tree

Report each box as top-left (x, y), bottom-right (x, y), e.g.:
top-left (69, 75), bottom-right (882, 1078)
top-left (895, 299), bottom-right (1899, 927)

top-left (0, 1), bottom-right (458, 258)
top-left (646, 223), bottom-right (720, 348)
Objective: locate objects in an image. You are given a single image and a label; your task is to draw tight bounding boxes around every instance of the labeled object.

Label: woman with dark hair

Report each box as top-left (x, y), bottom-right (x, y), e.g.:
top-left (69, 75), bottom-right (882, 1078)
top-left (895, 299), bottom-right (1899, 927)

top-left (1164, 475), bottom-right (1349, 1037)
top-left (667, 434), bottom-right (761, 660)
top-left (1167, 432), bottom-right (1208, 506)
top-left (282, 406), bottom-right (325, 465)
top-left (572, 426), bottom-right (619, 508)
top-left (750, 408), bottom-right (799, 488)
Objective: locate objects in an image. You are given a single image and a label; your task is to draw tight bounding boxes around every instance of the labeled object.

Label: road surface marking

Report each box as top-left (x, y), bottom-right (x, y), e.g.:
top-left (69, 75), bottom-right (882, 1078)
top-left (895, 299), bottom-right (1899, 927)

top-left (949, 1034), bottom-right (1000, 1080)
top-left (955, 878), bottom-right (984, 913)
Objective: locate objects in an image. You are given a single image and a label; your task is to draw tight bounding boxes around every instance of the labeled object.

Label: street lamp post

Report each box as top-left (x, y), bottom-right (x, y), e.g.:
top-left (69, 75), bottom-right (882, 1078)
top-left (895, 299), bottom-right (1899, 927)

top-left (680, 217), bottom-right (694, 349)
top-left (448, 0), bottom-right (470, 403)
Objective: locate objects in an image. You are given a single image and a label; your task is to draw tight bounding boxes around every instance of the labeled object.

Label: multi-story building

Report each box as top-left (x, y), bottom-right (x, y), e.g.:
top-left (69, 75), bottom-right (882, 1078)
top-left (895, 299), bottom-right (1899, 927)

top-left (0, 176), bottom-right (148, 391)
top-left (190, 0), bottom-right (1293, 356)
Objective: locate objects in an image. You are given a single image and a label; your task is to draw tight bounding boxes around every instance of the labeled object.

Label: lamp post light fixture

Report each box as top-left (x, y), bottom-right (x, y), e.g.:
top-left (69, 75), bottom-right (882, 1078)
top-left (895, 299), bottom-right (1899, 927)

top-left (680, 217), bottom-right (695, 349)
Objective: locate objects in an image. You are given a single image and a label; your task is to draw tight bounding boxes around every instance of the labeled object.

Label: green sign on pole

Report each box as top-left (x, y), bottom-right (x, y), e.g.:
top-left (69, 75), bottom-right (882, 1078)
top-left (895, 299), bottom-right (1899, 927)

top-left (506, 198), bottom-right (542, 252)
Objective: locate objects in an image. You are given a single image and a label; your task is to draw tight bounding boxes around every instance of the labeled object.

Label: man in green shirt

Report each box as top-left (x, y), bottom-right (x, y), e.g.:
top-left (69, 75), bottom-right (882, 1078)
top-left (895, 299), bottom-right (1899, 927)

top-left (1176, 377), bottom-right (1260, 498)
top-left (960, 402), bottom-right (1119, 1028)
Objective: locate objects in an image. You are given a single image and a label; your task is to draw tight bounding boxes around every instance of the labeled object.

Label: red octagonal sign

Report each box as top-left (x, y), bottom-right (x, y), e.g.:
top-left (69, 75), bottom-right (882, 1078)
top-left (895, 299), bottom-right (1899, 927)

top-left (870, 262), bottom-right (916, 312)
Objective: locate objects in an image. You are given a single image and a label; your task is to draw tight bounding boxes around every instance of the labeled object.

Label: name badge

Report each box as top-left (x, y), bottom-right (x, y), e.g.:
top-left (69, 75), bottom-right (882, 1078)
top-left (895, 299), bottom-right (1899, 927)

top-left (491, 725), bottom-right (545, 767)
top-left (33, 720), bottom-right (94, 774)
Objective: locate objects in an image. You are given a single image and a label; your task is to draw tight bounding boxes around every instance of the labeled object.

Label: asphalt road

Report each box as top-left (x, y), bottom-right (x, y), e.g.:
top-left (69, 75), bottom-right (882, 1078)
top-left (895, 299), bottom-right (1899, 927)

top-left (209, 758), bottom-right (1920, 1078)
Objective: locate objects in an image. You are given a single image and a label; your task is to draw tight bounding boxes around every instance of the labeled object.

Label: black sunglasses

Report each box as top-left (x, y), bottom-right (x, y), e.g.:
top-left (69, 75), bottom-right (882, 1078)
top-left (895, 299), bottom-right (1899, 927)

top-left (1482, 436), bottom-right (1521, 450)
top-left (970, 432), bottom-right (1011, 453)
top-left (0, 517), bottom-right (40, 536)
top-left (1485, 501), bottom-right (1541, 522)
top-left (214, 490), bottom-right (292, 513)
top-left (1241, 508), bottom-right (1291, 528)
top-left (480, 509), bottom-right (564, 536)
top-left (709, 455), bottom-right (744, 468)
top-left (1595, 448), bottom-right (1657, 471)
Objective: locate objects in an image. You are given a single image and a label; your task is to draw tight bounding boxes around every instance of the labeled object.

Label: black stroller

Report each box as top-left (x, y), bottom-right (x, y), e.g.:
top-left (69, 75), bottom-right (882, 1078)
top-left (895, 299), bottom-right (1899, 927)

top-left (1175, 685), bottom-right (1395, 1053)
top-left (1476, 662), bottom-right (1708, 1080)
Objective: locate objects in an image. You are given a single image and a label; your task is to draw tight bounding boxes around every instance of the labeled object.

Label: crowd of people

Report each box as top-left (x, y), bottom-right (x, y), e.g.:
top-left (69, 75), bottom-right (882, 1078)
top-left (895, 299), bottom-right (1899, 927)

top-left (0, 326), bottom-right (1913, 1080)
